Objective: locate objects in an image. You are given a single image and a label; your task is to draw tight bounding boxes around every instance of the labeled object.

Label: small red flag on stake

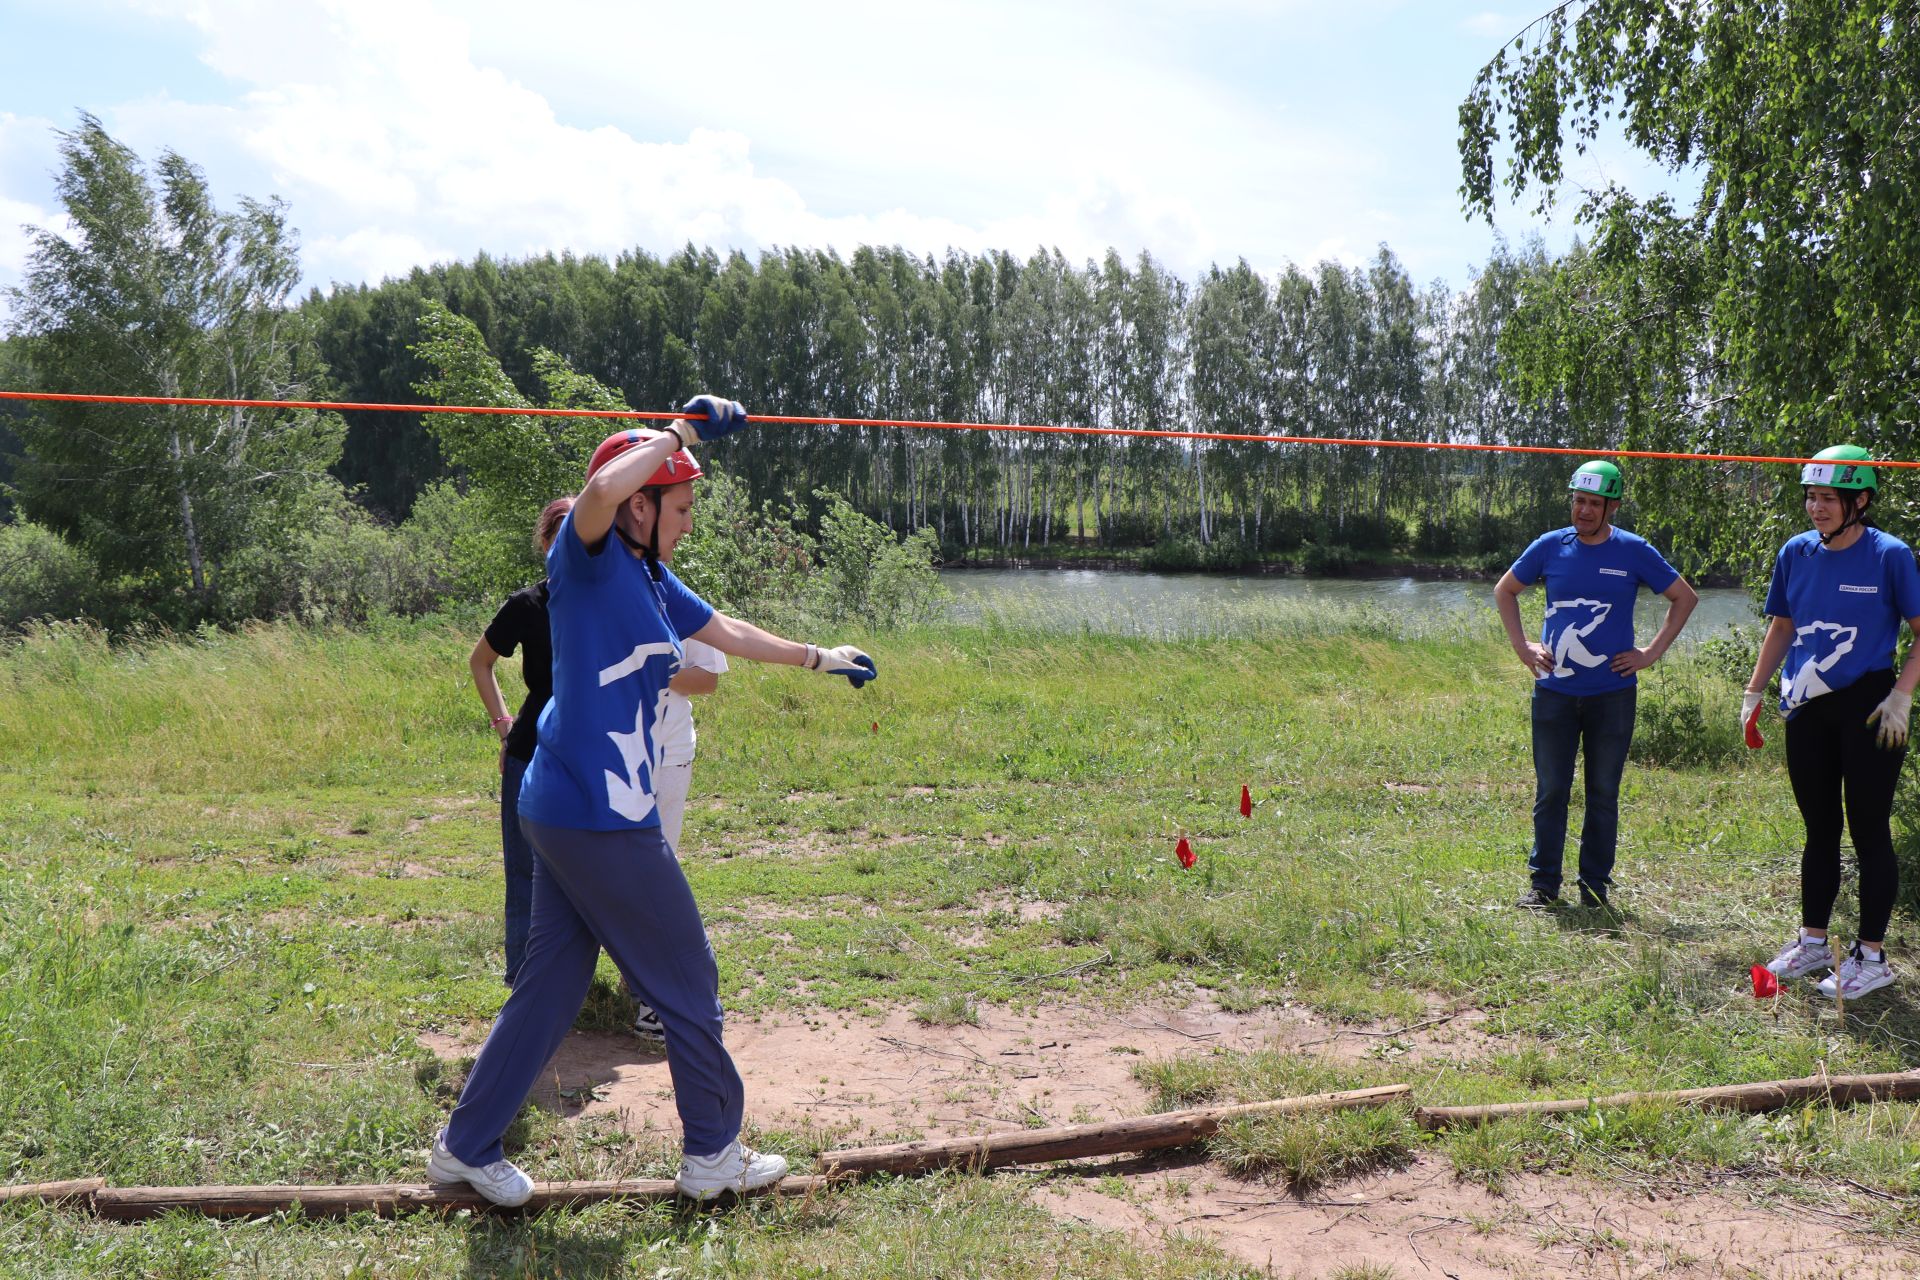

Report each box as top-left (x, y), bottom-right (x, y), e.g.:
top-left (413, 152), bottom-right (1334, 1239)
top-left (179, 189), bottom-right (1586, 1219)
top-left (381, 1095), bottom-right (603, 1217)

top-left (1175, 836), bottom-right (1196, 869)
top-left (871, 721), bottom-right (879, 734)
top-left (1750, 964), bottom-right (1779, 998)
top-left (1239, 785), bottom-right (1252, 818)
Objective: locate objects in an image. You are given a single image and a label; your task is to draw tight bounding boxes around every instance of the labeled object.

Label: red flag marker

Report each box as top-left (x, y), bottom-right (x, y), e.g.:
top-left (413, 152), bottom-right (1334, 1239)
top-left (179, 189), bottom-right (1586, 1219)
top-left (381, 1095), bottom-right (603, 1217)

top-left (1744, 704), bottom-right (1765, 750)
top-left (871, 721), bottom-right (879, 735)
top-left (1750, 964), bottom-right (1779, 998)
top-left (1239, 785), bottom-right (1253, 818)
top-left (1175, 836), bottom-right (1196, 869)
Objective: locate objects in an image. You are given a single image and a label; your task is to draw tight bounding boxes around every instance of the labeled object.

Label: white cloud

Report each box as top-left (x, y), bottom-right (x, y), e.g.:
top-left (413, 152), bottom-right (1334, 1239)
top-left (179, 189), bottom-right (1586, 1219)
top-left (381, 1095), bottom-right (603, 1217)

top-left (1, 0), bottom-right (1562, 305)
top-left (75, 0), bottom-right (1370, 289)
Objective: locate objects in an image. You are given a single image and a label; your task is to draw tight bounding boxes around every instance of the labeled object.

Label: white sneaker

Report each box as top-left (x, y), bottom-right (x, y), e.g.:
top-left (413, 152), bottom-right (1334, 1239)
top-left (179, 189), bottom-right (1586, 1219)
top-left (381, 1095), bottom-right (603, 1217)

top-left (1765, 933), bottom-right (1834, 981)
top-left (426, 1131), bottom-right (535, 1207)
top-left (676, 1140), bottom-right (789, 1201)
top-left (1816, 945), bottom-right (1895, 1000)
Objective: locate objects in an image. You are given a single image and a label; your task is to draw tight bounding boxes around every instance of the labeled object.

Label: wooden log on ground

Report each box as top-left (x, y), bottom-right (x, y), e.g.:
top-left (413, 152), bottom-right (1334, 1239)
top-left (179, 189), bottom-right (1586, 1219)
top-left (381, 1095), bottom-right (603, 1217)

top-left (90, 1174), bottom-right (838, 1221)
top-left (0, 1178), bottom-right (105, 1210)
top-left (1415, 1070), bottom-right (1920, 1132)
top-left (816, 1083), bottom-right (1413, 1177)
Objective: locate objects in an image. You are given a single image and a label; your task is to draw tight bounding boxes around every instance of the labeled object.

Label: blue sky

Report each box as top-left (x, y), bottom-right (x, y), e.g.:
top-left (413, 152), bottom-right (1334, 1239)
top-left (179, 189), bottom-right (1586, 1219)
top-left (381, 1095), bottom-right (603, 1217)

top-left (0, 0), bottom-right (1681, 309)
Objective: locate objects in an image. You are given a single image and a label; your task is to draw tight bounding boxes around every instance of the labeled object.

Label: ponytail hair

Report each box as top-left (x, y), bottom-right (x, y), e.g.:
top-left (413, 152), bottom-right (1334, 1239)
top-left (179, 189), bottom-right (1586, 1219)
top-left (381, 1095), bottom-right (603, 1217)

top-left (534, 495), bottom-right (576, 555)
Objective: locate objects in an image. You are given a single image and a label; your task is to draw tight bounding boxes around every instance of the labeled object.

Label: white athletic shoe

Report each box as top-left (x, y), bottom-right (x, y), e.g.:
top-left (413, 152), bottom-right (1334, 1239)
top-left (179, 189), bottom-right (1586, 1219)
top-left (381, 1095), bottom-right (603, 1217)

top-left (676, 1140), bottom-right (789, 1201)
top-left (426, 1131), bottom-right (535, 1207)
top-left (1816, 945), bottom-right (1895, 1000)
top-left (1765, 934), bottom-right (1834, 981)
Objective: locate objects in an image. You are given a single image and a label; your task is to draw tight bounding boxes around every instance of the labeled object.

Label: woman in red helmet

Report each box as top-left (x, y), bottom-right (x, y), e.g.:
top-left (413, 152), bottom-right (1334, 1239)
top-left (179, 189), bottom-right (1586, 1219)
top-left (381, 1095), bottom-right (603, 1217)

top-left (427, 396), bottom-right (875, 1206)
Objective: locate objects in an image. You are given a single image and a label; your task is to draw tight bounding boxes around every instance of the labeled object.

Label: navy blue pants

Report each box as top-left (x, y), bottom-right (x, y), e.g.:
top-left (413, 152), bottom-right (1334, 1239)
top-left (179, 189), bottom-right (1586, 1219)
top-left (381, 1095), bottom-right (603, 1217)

top-left (499, 755), bottom-right (534, 986)
top-left (443, 818), bottom-right (744, 1164)
top-left (1528, 684), bottom-right (1637, 896)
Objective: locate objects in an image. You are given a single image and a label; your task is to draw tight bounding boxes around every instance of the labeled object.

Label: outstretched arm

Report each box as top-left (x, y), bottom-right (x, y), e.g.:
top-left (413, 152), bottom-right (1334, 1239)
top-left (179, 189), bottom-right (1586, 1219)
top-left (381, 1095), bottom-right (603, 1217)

top-left (690, 612), bottom-right (808, 666)
top-left (690, 612), bottom-right (877, 687)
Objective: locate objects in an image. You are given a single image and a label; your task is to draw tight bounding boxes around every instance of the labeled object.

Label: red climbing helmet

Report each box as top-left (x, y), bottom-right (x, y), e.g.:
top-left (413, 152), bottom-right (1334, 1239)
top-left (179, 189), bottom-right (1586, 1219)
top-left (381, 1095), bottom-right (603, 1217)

top-left (585, 430), bottom-right (704, 487)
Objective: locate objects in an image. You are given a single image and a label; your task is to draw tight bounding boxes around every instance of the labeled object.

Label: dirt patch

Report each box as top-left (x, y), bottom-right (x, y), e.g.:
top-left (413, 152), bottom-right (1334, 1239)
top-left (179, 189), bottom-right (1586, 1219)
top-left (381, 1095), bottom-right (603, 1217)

top-left (337, 859), bottom-right (444, 879)
top-left (1042, 1154), bottom-right (1915, 1279)
top-left (399, 796), bottom-right (487, 835)
top-left (713, 832), bottom-right (865, 860)
top-left (415, 998), bottom-right (1488, 1149)
top-left (408, 1002), bottom-right (1896, 1274)
top-left (973, 894), bottom-right (1065, 924)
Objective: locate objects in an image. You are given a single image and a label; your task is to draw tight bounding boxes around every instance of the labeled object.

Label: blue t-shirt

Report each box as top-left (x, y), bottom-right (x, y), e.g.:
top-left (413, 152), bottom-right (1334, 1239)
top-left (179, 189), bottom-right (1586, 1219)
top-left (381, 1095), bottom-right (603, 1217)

top-left (1509, 527), bottom-right (1682, 696)
top-left (517, 513), bottom-right (716, 831)
top-left (1762, 527), bottom-right (1920, 716)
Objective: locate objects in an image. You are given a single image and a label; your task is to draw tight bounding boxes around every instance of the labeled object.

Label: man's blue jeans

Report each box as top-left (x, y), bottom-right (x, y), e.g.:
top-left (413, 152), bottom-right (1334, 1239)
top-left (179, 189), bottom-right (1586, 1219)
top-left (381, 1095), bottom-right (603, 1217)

top-left (499, 754), bottom-right (534, 985)
top-left (1528, 684), bottom-right (1637, 897)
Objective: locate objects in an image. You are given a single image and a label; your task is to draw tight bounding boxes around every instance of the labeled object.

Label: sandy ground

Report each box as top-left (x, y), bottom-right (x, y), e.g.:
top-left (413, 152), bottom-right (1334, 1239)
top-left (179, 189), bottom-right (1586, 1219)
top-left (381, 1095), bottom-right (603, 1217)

top-left (1043, 1153), bottom-right (1915, 1279)
top-left (419, 1001), bottom-right (1918, 1277)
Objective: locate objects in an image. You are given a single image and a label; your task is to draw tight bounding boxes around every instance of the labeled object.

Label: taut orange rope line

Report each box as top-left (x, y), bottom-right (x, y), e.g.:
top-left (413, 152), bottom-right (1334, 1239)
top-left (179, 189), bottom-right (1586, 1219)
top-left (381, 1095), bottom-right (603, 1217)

top-left (0, 389), bottom-right (1907, 469)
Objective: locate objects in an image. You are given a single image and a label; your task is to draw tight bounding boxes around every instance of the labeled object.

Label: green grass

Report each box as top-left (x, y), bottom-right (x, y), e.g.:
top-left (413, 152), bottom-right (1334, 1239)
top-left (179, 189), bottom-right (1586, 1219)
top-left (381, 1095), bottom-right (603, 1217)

top-left (1, 609), bottom-right (1917, 1273)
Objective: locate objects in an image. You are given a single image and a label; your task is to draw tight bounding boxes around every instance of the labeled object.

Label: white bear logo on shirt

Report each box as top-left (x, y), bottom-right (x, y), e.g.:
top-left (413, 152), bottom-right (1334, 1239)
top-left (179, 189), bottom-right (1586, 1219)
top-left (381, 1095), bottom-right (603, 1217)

top-left (598, 641), bottom-right (681, 822)
top-left (1783, 621), bottom-right (1858, 711)
top-left (1541, 598), bottom-right (1613, 679)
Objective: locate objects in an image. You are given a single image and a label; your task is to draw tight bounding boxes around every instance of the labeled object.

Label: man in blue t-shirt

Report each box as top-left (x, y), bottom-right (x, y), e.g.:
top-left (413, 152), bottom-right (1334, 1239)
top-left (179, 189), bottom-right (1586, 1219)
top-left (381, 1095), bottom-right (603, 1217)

top-left (1494, 461), bottom-right (1699, 910)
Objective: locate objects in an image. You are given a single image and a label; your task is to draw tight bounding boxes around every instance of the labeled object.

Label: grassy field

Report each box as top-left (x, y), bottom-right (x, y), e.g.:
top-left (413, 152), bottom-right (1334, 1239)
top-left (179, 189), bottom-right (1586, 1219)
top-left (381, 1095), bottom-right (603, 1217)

top-left (1, 606), bottom-right (1917, 1277)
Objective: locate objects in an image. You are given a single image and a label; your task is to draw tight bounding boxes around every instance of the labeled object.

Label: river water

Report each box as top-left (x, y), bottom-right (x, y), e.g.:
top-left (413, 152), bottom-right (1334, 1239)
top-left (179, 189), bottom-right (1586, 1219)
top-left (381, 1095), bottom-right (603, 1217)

top-left (939, 568), bottom-right (1759, 645)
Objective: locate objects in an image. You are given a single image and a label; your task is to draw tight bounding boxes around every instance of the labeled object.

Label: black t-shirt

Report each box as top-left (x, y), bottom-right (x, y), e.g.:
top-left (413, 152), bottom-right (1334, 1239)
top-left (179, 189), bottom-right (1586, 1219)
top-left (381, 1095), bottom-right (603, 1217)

top-left (483, 581), bottom-right (553, 764)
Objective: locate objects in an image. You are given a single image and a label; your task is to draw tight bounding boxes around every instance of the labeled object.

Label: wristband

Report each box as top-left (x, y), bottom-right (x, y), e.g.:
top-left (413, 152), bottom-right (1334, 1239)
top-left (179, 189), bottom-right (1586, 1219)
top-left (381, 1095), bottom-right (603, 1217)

top-left (803, 642), bottom-right (818, 671)
top-left (491, 714), bottom-right (514, 730)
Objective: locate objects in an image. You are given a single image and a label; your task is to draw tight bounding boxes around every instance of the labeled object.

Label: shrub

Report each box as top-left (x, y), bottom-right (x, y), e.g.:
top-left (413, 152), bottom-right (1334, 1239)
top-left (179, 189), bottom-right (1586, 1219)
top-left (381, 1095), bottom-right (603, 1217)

top-left (1332, 512), bottom-right (1403, 552)
top-left (806, 491), bottom-right (949, 629)
top-left (670, 468), bottom-right (818, 633)
top-left (1302, 541), bottom-right (1356, 575)
top-left (1140, 535), bottom-right (1204, 571)
top-left (1259, 508), bottom-right (1309, 552)
top-left (0, 519), bottom-right (106, 632)
top-left (1413, 517), bottom-right (1459, 556)
top-left (217, 480), bottom-right (450, 625)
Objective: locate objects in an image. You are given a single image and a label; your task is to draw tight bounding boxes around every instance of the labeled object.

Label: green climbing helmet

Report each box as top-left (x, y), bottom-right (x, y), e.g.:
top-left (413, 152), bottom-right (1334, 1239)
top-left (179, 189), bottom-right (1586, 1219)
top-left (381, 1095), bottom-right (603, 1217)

top-left (1568, 460), bottom-right (1623, 501)
top-left (1801, 444), bottom-right (1877, 491)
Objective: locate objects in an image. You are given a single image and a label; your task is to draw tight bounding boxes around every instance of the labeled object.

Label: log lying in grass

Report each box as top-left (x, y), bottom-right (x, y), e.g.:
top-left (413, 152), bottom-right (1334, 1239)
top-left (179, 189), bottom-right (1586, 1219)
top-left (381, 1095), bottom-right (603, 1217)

top-left (2, 1175), bottom-right (838, 1221)
top-left (1414, 1071), bottom-right (1920, 1132)
top-left (815, 1083), bottom-right (1414, 1177)
top-left (0, 1178), bottom-right (104, 1210)
top-left (0, 1086), bottom-right (1413, 1218)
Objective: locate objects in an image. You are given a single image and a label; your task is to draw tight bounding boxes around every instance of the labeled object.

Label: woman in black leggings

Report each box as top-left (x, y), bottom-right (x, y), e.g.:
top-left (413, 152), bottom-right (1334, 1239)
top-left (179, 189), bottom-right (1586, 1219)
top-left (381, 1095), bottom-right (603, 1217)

top-left (1745, 446), bottom-right (1920, 999)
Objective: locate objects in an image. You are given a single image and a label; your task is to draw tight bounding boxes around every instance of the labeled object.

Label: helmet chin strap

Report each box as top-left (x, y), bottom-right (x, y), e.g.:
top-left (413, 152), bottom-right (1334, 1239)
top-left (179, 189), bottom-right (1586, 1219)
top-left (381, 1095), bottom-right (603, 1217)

top-left (615, 492), bottom-right (665, 581)
top-left (1819, 493), bottom-right (1868, 546)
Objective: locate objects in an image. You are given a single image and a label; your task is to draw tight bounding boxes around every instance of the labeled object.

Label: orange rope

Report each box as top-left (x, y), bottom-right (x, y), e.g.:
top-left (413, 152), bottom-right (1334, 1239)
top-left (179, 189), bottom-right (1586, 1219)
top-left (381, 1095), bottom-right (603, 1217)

top-left (0, 389), bottom-right (1907, 469)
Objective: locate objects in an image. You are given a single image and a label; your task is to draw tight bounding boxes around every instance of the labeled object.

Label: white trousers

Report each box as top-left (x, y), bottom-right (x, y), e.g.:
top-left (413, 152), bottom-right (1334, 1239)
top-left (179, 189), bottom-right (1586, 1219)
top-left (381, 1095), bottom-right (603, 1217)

top-left (654, 761), bottom-right (693, 853)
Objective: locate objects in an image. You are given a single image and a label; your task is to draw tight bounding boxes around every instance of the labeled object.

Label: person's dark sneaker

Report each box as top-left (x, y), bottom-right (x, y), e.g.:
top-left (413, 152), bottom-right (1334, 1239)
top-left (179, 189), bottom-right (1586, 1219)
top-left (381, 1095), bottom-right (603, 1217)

top-left (1577, 881), bottom-right (1610, 909)
top-left (1516, 887), bottom-right (1561, 910)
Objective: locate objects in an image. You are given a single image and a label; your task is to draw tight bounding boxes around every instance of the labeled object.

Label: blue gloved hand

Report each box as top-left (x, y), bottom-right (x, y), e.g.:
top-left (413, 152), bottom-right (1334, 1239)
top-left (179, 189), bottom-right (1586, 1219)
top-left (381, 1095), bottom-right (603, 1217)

top-left (810, 643), bottom-right (877, 689)
top-left (680, 394), bottom-right (749, 443)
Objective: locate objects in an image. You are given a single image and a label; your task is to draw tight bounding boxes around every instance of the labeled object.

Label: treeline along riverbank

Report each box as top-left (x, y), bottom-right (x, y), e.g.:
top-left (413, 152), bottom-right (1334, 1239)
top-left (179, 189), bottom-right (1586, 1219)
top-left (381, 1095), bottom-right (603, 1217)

top-left (0, 120), bottom-right (1804, 639)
